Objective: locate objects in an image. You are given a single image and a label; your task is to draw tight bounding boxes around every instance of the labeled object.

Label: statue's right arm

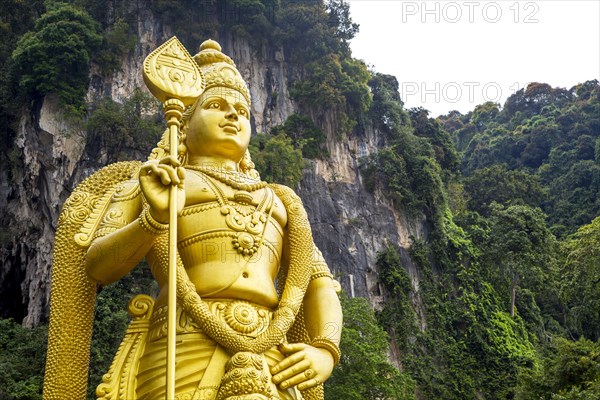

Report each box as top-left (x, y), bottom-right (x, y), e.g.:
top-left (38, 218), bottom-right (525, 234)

top-left (84, 179), bottom-right (154, 286)
top-left (85, 157), bottom-right (185, 286)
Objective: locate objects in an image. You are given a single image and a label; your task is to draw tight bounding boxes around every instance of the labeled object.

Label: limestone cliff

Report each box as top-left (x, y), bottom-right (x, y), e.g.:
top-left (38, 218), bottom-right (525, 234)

top-left (0, 7), bottom-right (425, 327)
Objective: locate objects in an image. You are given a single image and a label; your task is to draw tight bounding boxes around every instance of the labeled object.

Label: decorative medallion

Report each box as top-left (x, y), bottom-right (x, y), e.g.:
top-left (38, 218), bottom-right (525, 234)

top-left (224, 301), bottom-right (260, 334)
top-left (232, 232), bottom-right (259, 256)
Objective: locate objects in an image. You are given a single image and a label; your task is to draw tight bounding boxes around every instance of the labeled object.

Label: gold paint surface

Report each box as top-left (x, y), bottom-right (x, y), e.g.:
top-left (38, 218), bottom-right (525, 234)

top-left (43, 38), bottom-right (342, 400)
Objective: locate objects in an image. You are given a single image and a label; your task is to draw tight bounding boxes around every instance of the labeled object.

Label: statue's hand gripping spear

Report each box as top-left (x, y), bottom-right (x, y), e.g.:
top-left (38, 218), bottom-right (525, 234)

top-left (142, 37), bottom-right (203, 400)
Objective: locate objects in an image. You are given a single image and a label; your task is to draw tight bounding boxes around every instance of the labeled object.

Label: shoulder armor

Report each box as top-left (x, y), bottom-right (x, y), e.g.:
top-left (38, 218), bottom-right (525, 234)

top-left (73, 167), bottom-right (141, 247)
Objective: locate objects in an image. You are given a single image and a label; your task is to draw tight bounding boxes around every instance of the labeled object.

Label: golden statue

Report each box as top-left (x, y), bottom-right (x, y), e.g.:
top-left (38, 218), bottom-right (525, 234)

top-left (43, 38), bottom-right (342, 400)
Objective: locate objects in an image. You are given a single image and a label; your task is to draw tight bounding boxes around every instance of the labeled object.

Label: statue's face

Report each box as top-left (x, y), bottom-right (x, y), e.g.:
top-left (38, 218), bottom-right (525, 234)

top-left (186, 87), bottom-right (251, 163)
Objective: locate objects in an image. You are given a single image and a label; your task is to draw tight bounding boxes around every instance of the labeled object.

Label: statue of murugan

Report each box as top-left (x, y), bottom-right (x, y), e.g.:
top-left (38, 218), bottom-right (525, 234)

top-left (43, 38), bottom-right (342, 400)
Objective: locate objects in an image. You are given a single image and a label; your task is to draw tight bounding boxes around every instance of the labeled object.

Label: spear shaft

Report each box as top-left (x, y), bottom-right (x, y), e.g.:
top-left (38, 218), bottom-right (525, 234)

top-left (142, 37), bottom-right (203, 400)
top-left (164, 100), bottom-right (184, 399)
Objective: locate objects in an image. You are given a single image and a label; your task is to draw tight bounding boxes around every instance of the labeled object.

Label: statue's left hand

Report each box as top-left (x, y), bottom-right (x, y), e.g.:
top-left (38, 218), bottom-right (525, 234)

top-left (270, 343), bottom-right (335, 391)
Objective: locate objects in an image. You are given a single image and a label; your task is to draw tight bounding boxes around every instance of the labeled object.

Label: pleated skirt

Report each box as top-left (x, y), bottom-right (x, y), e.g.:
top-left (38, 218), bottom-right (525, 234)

top-left (136, 332), bottom-right (302, 400)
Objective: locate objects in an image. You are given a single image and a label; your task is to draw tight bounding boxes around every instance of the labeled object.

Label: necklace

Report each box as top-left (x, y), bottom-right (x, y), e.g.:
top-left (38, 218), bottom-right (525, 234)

top-left (186, 165), bottom-right (267, 192)
top-left (187, 166), bottom-right (275, 257)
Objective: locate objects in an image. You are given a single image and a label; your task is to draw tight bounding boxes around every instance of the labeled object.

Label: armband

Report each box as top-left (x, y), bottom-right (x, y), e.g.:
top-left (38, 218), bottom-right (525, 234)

top-left (310, 271), bottom-right (334, 281)
top-left (310, 247), bottom-right (333, 281)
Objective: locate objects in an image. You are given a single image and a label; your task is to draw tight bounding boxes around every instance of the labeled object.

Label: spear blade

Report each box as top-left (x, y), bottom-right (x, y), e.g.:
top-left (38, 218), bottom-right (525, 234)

top-left (143, 36), bottom-right (203, 106)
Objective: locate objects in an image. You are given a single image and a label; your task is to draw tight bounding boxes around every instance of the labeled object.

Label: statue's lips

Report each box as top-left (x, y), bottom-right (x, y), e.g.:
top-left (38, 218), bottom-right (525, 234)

top-left (221, 123), bottom-right (239, 134)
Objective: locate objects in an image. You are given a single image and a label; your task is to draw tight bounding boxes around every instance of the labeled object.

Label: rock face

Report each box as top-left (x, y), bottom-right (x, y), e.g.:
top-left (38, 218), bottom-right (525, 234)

top-left (0, 8), bottom-right (424, 327)
top-left (0, 96), bottom-right (85, 326)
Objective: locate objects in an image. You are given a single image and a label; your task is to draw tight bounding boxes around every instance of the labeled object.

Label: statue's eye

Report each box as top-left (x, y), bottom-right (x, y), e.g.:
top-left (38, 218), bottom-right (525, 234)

top-left (208, 102), bottom-right (220, 109)
top-left (238, 108), bottom-right (248, 117)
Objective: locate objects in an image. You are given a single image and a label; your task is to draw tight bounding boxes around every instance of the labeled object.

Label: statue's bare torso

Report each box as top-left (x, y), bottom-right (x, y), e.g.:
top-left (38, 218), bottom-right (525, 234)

top-left (149, 169), bottom-right (288, 309)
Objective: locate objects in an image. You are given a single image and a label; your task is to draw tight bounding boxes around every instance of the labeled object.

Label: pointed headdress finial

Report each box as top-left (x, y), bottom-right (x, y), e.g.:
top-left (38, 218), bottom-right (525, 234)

top-left (193, 39), bottom-right (251, 104)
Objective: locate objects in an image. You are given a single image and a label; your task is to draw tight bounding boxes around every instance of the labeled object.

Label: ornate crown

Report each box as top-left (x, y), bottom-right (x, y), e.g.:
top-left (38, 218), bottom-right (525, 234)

top-left (193, 39), bottom-right (251, 105)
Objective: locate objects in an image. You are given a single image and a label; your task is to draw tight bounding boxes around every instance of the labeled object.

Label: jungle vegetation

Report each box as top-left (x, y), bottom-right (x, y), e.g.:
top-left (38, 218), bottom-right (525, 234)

top-left (0, 1), bottom-right (598, 399)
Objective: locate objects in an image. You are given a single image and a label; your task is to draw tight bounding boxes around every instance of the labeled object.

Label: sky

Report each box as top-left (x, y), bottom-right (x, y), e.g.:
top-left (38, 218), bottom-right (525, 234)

top-left (348, 0), bottom-right (600, 117)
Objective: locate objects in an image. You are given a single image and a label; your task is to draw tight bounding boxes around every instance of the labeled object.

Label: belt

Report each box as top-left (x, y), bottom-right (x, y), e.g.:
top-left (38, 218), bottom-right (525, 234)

top-left (148, 299), bottom-right (275, 342)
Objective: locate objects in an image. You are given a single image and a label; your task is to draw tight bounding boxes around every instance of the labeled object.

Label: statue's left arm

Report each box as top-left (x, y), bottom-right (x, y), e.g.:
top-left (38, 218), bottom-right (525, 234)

top-left (271, 249), bottom-right (343, 390)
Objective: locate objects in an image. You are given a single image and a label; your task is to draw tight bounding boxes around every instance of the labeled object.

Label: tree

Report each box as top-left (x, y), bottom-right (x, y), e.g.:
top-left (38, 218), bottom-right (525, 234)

top-left (326, 0), bottom-right (359, 46)
top-left (516, 337), bottom-right (600, 400)
top-left (0, 0), bottom-right (44, 167)
top-left (290, 53), bottom-right (371, 126)
top-left (86, 89), bottom-right (163, 163)
top-left (560, 217), bottom-right (600, 340)
top-left (249, 132), bottom-right (306, 187)
top-left (326, 296), bottom-right (415, 400)
top-left (463, 164), bottom-right (546, 215)
top-left (271, 113), bottom-right (327, 159)
top-left (12, 3), bottom-right (101, 113)
top-left (409, 107), bottom-right (460, 178)
top-left (483, 204), bottom-right (557, 317)
top-left (0, 319), bottom-right (47, 400)
top-left (504, 82), bottom-right (571, 119)
top-left (367, 72), bottom-right (412, 143)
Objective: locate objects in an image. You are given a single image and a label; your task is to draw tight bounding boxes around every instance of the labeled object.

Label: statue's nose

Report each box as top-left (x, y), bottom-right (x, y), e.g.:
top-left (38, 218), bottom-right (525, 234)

top-left (225, 105), bottom-right (238, 121)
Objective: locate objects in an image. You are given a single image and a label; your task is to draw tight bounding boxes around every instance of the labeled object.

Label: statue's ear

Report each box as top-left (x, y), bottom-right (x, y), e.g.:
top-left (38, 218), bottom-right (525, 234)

top-left (240, 149), bottom-right (261, 180)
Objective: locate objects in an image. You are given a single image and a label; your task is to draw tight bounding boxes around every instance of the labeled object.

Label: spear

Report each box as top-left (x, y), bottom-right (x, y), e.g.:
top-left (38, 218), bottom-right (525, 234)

top-left (142, 37), bottom-right (203, 399)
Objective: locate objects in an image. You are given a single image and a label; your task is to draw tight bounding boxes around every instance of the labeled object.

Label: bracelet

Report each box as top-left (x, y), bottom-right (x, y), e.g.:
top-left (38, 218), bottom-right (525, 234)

top-left (310, 271), bottom-right (334, 281)
top-left (311, 336), bottom-right (341, 365)
top-left (138, 207), bottom-right (169, 235)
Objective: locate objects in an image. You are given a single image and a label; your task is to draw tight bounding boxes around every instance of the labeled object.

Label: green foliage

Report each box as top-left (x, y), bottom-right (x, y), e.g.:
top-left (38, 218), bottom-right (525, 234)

top-left (326, 0), bottom-right (358, 43)
top-left (11, 2), bottom-right (102, 114)
top-left (431, 83), bottom-right (600, 400)
top-left (361, 147), bottom-right (409, 208)
top-left (71, 0), bottom-right (134, 27)
top-left (377, 246), bottom-right (412, 296)
top-left (281, 1), bottom-right (370, 132)
top-left (375, 246), bottom-right (417, 352)
top-left (516, 337), bottom-right (600, 400)
top-left (485, 310), bottom-right (538, 365)
top-left (361, 73), bottom-right (449, 235)
top-left (463, 164), bottom-right (547, 215)
top-left (444, 80), bottom-right (600, 236)
top-left (560, 217), bottom-right (600, 340)
top-left (0, 0), bottom-right (44, 171)
top-left (93, 18), bottom-right (137, 74)
top-left (375, 240), bottom-right (539, 399)
top-left (480, 203), bottom-right (557, 317)
top-left (86, 89), bottom-right (163, 163)
top-left (409, 107), bottom-right (460, 179)
top-left (148, 0), bottom-right (278, 50)
top-left (368, 73), bottom-right (411, 137)
top-left (543, 159), bottom-right (600, 236)
top-left (360, 136), bottom-right (446, 223)
top-left (271, 113), bottom-right (327, 159)
top-left (276, 1), bottom-right (353, 63)
top-left (504, 82), bottom-right (572, 119)
top-left (149, 1), bottom-right (216, 49)
top-left (326, 296), bottom-right (415, 400)
top-left (226, 0), bottom-right (278, 40)
top-left (0, 319), bottom-right (47, 400)
top-left (249, 132), bottom-right (306, 187)
top-left (290, 54), bottom-right (371, 130)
